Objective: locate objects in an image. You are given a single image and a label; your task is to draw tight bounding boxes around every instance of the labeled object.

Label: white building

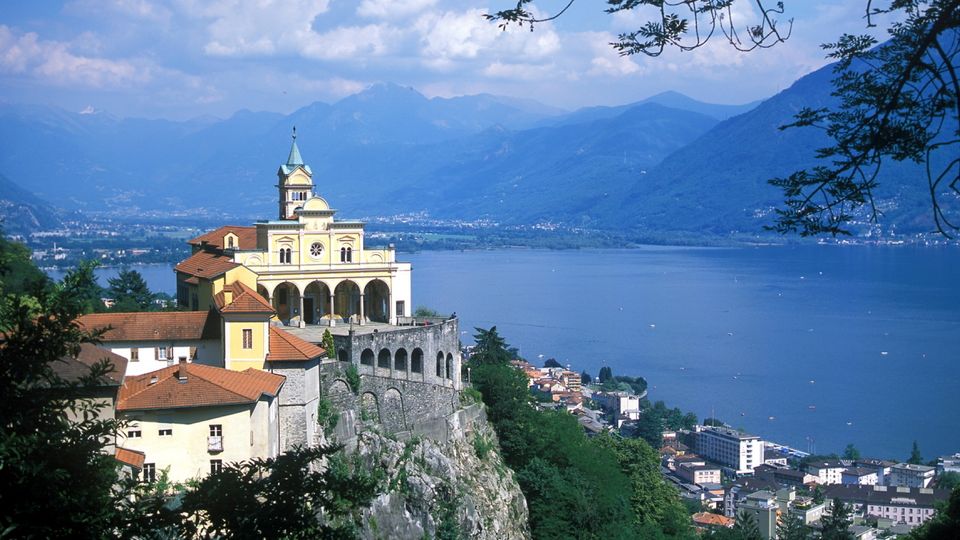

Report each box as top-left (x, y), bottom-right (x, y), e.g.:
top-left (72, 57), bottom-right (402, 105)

top-left (695, 425), bottom-right (764, 475)
top-left (888, 463), bottom-right (936, 488)
top-left (806, 459), bottom-right (847, 485)
top-left (937, 453), bottom-right (960, 474)
top-left (825, 485), bottom-right (949, 528)
top-left (843, 467), bottom-right (880, 486)
top-left (677, 463), bottom-right (722, 486)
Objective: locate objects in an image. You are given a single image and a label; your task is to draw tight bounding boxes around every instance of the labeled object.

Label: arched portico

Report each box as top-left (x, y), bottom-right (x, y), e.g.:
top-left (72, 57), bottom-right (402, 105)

top-left (271, 282), bottom-right (301, 323)
top-left (303, 281), bottom-right (332, 325)
top-left (363, 279), bottom-right (390, 323)
top-left (333, 280), bottom-right (361, 322)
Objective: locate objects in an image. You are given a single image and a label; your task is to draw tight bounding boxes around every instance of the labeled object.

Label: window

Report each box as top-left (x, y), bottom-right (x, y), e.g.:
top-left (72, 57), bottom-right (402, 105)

top-left (242, 329), bottom-right (253, 349)
top-left (279, 247), bottom-right (292, 264)
top-left (157, 347), bottom-right (167, 360)
top-left (210, 424), bottom-right (222, 437)
top-left (396, 300), bottom-right (405, 318)
top-left (227, 237), bottom-right (235, 248)
top-left (126, 428), bottom-right (141, 438)
top-left (142, 463), bottom-right (156, 483)
top-left (210, 460), bottom-right (223, 475)
top-left (346, 247), bottom-right (352, 262)
top-left (340, 247), bottom-right (346, 262)
top-left (310, 242), bottom-right (324, 258)
top-left (158, 428), bottom-right (173, 436)
top-left (130, 348), bottom-right (139, 361)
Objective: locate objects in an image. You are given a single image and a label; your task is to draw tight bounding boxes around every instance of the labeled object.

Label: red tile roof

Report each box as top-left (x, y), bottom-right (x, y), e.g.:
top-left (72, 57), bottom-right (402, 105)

top-left (175, 250), bottom-right (241, 280)
top-left (188, 226), bottom-right (258, 251)
top-left (117, 363), bottom-right (283, 411)
top-left (78, 311), bottom-right (219, 342)
top-left (214, 281), bottom-right (274, 314)
top-left (54, 343), bottom-right (128, 385)
top-left (692, 513), bottom-right (734, 528)
top-left (267, 327), bottom-right (326, 362)
top-left (115, 447), bottom-right (145, 470)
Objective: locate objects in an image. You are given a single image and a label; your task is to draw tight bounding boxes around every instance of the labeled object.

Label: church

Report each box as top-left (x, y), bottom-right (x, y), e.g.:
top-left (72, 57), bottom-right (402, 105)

top-left (175, 128), bottom-right (412, 328)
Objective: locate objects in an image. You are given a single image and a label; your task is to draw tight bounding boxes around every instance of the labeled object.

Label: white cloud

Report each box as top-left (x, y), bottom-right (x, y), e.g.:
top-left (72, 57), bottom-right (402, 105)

top-left (189, 0), bottom-right (332, 57)
top-left (357, 0), bottom-right (437, 19)
top-left (0, 25), bottom-right (145, 87)
top-left (299, 24), bottom-right (402, 60)
top-left (415, 8), bottom-right (560, 71)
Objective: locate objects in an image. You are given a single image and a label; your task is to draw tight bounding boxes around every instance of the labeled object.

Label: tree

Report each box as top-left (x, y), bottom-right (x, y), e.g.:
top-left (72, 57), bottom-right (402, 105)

top-left (0, 232), bottom-right (49, 299)
top-left (471, 326), bottom-right (513, 365)
top-left (821, 498), bottom-right (854, 540)
top-left (489, 1), bottom-right (960, 237)
top-left (733, 510), bottom-right (763, 540)
top-left (778, 508), bottom-right (814, 540)
top-left (0, 278), bottom-right (123, 537)
top-left (581, 370), bottom-right (593, 384)
top-left (321, 329), bottom-right (337, 359)
top-left (107, 268), bottom-right (154, 311)
top-left (178, 446), bottom-right (381, 538)
top-left (910, 440), bottom-right (925, 464)
top-left (907, 486), bottom-right (960, 539)
top-left (414, 306), bottom-right (441, 317)
top-left (59, 260), bottom-right (105, 314)
top-left (842, 443), bottom-right (861, 460)
top-left (939, 472), bottom-right (960, 490)
top-left (543, 357), bottom-right (562, 368)
top-left (598, 365), bottom-right (614, 383)
top-left (703, 417), bottom-right (726, 427)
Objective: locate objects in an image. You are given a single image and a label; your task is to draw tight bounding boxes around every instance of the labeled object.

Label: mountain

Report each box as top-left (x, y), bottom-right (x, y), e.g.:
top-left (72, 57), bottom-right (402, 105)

top-left (598, 61), bottom-right (944, 236)
top-left (537, 91), bottom-right (762, 129)
top-left (0, 173), bottom-right (63, 235)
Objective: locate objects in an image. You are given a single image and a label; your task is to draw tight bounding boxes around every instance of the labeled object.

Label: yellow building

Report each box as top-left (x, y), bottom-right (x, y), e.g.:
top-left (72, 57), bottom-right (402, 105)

top-left (176, 129), bottom-right (412, 327)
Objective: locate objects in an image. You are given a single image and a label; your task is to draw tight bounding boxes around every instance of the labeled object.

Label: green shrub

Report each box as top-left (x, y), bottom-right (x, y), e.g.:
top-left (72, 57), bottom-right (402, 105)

top-left (345, 364), bottom-right (360, 395)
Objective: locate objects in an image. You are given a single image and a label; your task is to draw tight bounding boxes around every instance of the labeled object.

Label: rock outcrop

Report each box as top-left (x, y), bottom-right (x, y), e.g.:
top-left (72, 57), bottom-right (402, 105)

top-left (333, 404), bottom-right (530, 539)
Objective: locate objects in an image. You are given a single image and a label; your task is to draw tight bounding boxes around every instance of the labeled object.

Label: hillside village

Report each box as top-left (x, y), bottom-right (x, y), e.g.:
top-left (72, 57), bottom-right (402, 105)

top-left (507, 358), bottom-right (957, 538)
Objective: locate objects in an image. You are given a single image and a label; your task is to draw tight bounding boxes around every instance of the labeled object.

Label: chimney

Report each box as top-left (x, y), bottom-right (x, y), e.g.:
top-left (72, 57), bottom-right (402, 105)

top-left (223, 288), bottom-right (233, 305)
top-left (178, 358), bottom-right (188, 382)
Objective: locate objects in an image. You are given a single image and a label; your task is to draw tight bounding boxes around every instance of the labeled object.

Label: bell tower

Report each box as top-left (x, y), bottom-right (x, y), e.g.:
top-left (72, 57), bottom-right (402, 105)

top-left (277, 127), bottom-right (314, 220)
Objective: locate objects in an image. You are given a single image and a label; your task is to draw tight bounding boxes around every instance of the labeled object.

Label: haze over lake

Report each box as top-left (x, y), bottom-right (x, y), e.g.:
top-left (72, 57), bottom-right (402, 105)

top-left (60, 244), bottom-right (960, 460)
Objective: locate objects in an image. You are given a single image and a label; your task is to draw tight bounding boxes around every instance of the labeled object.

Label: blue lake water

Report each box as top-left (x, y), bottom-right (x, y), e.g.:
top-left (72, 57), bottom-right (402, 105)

top-left (52, 245), bottom-right (960, 460)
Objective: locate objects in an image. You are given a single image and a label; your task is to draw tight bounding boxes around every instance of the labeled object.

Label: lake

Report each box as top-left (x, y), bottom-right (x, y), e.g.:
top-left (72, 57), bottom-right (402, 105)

top-left (53, 245), bottom-right (960, 460)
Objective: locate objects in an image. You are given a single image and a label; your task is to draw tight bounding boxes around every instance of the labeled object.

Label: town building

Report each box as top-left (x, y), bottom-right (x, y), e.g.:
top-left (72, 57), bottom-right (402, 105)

top-left (855, 459), bottom-right (896, 485)
top-left (937, 453), bottom-right (960, 474)
top-left (737, 491), bottom-right (778, 540)
top-left (677, 462), bottom-right (722, 486)
top-left (116, 361), bottom-right (284, 483)
top-left (806, 459), bottom-right (847, 485)
top-left (824, 485), bottom-right (950, 528)
top-left (691, 512), bottom-right (734, 531)
top-left (695, 425), bottom-right (764, 475)
top-left (842, 467), bottom-right (880, 486)
top-left (888, 463), bottom-right (936, 488)
top-left (753, 464), bottom-right (818, 488)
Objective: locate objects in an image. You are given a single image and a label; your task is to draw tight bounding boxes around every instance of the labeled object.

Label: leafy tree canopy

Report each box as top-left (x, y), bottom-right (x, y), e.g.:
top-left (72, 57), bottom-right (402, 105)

top-left (107, 268), bottom-right (155, 311)
top-left (842, 443), bottom-right (861, 460)
top-left (910, 440), bottom-right (925, 464)
top-left (543, 357), bottom-right (562, 368)
top-left (471, 326), bottom-right (513, 365)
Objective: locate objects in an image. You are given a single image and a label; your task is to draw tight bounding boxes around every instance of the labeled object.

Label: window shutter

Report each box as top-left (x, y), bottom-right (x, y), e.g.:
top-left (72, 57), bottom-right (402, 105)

top-left (154, 347), bottom-right (159, 360)
top-left (190, 346), bottom-right (198, 359)
top-left (167, 346), bottom-right (174, 358)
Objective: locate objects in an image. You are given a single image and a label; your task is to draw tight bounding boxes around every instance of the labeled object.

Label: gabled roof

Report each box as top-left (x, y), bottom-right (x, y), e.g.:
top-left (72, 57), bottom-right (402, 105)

top-left (175, 250), bottom-right (241, 280)
top-left (187, 226), bottom-right (257, 251)
top-left (214, 281), bottom-right (274, 314)
top-left (54, 343), bottom-right (128, 386)
top-left (115, 447), bottom-right (145, 470)
top-left (692, 512), bottom-right (734, 528)
top-left (78, 311), bottom-right (220, 342)
top-left (117, 363), bottom-right (284, 411)
top-left (267, 327), bottom-right (325, 362)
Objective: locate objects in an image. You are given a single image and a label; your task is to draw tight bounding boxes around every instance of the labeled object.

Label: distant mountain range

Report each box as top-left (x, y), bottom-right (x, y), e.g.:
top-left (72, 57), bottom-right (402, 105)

top-left (0, 173), bottom-right (63, 235)
top-left (0, 72), bottom-right (944, 238)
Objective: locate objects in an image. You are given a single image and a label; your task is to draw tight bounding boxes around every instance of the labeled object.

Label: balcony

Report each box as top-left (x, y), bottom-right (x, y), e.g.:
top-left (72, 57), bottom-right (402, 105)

top-left (208, 435), bottom-right (223, 453)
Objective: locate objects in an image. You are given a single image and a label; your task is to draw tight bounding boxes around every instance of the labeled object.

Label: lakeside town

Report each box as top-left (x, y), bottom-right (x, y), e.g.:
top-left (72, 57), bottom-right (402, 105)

top-left (504, 356), bottom-right (958, 539)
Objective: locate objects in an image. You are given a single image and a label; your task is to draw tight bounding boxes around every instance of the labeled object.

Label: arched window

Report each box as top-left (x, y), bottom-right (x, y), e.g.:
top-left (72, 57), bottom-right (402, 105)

top-left (280, 247), bottom-right (292, 264)
top-left (337, 349), bottom-right (348, 363)
top-left (286, 248), bottom-right (292, 264)
top-left (346, 247), bottom-right (353, 262)
top-left (360, 348), bottom-right (374, 366)
top-left (378, 348), bottom-right (391, 369)
top-left (436, 352), bottom-right (445, 377)
top-left (446, 353), bottom-right (453, 380)
top-left (340, 247), bottom-right (346, 263)
top-left (411, 348), bottom-right (423, 373)
top-left (395, 348), bottom-right (408, 371)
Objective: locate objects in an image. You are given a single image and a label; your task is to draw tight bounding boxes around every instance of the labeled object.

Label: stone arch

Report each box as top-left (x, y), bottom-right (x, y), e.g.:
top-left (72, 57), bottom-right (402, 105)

top-left (333, 280), bottom-right (360, 321)
top-left (446, 353), bottom-right (454, 380)
top-left (377, 348), bottom-right (391, 369)
top-left (363, 279), bottom-right (390, 323)
top-left (436, 352), bottom-right (445, 378)
top-left (326, 379), bottom-right (354, 410)
top-left (271, 282), bottom-right (301, 323)
top-left (360, 392), bottom-right (380, 424)
top-left (395, 348), bottom-right (408, 371)
top-left (257, 284), bottom-right (269, 301)
top-left (303, 281), bottom-right (332, 325)
top-left (337, 349), bottom-right (349, 363)
top-left (360, 348), bottom-right (374, 366)
top-left (411, 348), bottom-right (423, 374)
top-left (381, 388), bottom-right (406, 432)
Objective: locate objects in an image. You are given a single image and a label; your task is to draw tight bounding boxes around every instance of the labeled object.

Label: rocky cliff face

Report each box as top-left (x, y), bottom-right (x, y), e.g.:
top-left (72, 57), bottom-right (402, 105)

top-left (338, 404), bottom-right (530, 539)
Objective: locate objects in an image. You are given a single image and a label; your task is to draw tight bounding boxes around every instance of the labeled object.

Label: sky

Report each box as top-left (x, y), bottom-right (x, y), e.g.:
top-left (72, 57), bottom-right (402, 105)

top-left (0, 1), bottom-right (894, 120)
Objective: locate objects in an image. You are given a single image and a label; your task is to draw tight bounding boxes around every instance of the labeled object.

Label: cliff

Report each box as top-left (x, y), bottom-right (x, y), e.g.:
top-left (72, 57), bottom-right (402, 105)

top-left (332, 403), bottom-right (530, 539)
